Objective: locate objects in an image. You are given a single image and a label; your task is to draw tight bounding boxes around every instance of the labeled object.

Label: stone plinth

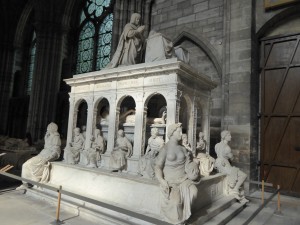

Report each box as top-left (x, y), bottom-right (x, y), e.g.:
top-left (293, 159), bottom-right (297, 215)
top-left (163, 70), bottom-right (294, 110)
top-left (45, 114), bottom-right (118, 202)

top-left (45, 162), bottom-right (226, 222)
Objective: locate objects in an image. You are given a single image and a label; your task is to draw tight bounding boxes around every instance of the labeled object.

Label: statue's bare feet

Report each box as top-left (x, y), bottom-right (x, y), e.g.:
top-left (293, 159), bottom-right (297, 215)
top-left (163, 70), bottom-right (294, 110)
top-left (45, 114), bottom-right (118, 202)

top-left (16, 183), bottom-right (29, 191)
top-left (239, 196), bottom-right (249, 204)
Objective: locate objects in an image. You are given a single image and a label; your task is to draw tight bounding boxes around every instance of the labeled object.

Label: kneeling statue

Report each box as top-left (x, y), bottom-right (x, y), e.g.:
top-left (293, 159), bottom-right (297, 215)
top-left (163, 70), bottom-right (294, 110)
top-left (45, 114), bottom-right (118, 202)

top-left (17, 122), bottom-right (61, 189)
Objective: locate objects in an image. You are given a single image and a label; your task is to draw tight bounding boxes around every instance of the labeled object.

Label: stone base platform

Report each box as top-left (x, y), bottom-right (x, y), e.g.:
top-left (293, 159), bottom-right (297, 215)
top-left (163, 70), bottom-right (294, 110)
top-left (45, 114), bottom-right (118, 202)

top-left (27, 162), bottom-right (229, 224)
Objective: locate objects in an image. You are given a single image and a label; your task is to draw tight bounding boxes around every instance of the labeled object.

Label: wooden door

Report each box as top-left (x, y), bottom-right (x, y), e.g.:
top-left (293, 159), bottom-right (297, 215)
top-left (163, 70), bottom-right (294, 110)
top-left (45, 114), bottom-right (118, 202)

top-left (261, 34), bottom-right (300, 194)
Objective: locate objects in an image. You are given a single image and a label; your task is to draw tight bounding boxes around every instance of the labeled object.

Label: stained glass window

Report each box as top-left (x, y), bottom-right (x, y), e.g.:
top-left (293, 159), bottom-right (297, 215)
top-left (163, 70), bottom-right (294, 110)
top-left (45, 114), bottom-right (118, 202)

top-left (77, 22), bottom-right (95, 74)
top-left (27, 31), bottom-right (36, 95)
top-left (76, 0), bottom-right (113, 74)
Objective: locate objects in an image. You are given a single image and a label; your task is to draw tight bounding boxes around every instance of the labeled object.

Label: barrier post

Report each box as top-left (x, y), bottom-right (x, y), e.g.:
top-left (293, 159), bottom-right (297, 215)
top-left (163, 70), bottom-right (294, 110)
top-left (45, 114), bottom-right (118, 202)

top-left (262, 180), bottom-right (264, 204)
top-left (277, 185), bottom-right (281, 213)
top-left (56, 185), bottom-right (62, 223)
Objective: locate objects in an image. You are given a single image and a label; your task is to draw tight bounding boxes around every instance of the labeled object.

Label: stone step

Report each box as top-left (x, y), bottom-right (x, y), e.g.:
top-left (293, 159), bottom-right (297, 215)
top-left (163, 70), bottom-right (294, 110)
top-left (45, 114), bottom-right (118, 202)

top-left (225, 200), bottom-right (259, 225)
top-left (188, 196), bottom-right (237, 224)
top-left (203, 200), bottom-right (247, 225)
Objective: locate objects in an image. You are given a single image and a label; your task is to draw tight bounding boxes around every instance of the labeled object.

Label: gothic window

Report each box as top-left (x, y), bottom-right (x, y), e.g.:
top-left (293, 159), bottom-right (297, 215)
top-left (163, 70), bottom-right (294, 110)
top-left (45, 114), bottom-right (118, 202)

top-left (76, 0), bottom-right (114, 74)
top-left (27, 31), bottom-right (36, 95)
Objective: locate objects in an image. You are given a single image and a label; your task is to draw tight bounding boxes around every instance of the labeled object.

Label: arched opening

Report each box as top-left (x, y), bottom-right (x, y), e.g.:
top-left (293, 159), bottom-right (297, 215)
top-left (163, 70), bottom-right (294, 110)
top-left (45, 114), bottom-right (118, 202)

top-left (118, 96), bottom-right (136, 145)
top-left (179, 98), bottom-right (189, 134)
top-left (96, 97), bottom-right (110, 141)
top-left (76, 100), bottom-right (88, 133)
top-left (145, 94), bottom-right (167, 152)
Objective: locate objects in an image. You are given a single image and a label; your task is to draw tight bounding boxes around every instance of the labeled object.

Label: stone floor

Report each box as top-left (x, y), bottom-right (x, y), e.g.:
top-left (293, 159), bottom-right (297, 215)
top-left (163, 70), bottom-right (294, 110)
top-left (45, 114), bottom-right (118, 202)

top-left (0, 185), bottom-right (299, 225)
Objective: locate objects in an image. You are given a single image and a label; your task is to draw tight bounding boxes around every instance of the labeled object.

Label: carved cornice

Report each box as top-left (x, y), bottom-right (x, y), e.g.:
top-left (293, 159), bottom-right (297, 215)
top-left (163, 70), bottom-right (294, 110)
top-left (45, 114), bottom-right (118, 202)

top-left (65, 58), bottom-right (218, 91)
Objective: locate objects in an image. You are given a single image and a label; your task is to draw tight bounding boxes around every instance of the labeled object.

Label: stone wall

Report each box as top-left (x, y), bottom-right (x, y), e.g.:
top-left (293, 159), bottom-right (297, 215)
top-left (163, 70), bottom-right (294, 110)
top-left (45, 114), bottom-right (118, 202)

top-left (151, 0), bottom-right (224, 156)
top-left (150, 0), bottom-right (262, 193)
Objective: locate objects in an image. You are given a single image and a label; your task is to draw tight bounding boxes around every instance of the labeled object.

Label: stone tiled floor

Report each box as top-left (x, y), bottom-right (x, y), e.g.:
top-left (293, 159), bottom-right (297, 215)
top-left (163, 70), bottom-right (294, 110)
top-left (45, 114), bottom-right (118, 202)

top-left (0, 187), bottom-right (299, 225)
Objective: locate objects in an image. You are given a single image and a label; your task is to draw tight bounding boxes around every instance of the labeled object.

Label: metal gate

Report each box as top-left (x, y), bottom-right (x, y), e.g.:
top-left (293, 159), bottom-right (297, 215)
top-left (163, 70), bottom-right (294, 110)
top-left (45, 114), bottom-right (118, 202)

top-left (261, 34), bottom-right (300, 194)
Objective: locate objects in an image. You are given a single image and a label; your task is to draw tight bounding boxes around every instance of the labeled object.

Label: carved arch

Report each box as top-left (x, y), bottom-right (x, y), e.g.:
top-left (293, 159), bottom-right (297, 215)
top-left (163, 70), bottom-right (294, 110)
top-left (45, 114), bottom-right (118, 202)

top-left (173, 31), bottom-right (222, 78)
top-left (257, 5), bottom-right (300, 38)
top-left (74, 98), bottom-right (88, 110)
top-left (144, 92), bottom-right (167, 106)
top-left (13, 0), bottom-right (35, 48)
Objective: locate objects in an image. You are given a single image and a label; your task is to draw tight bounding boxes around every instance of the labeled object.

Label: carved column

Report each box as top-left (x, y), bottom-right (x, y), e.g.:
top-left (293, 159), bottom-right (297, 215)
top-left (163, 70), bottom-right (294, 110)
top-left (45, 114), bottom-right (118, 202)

top-left (191, 96), bottom-right (197, 153)
top-left (107, 95), bottom-right (117, 153)
top-left (166, 89), bottom-right (182, 140)
top-left (66, 95), bottom-right (75, 146)
top-left (26, 21), bottom-right (66, 140)
top-left (84, 96), bottom-right (94, 150)
top-left (133, 93), bottom-right (145, 157)
top-left (141, 105), bottom-right (148, 155)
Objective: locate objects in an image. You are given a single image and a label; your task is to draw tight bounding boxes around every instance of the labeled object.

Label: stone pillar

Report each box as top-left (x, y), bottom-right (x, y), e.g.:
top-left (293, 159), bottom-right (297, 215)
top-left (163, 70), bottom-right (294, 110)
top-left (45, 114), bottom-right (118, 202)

top-left (107, 95), bottom-right (117, 153)
top-left (133, 95), bottom-right (144, 157)
top-left (26, 21), bottom-right (66, 140)
top-left (191, 96), bottom-right (197, 153)
top-left (223, 0), bottom-right (254, 193)
top-left (0, 43), bottom-right (14, 134)
top-left (202, 97), bottom-right (212, 153)
top-left (84, 96), bottom-right (94, 150)
top-left (66, 95), bottom-right (75, 146)
top-left (166, 89), bottom-right (182, 140)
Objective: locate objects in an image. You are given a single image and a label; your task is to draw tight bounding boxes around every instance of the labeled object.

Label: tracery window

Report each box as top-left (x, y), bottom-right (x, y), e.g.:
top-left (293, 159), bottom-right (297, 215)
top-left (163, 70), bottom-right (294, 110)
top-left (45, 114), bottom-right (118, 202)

top-left (27, 31), bottom-right (36, 95)
top-left (76, 0), bottom-right (114, 74)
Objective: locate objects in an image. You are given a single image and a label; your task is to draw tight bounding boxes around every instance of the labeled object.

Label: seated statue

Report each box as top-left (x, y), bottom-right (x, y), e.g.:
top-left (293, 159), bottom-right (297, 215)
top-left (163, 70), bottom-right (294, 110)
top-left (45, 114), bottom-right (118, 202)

top-left (109, 129), bottom-right (132, 172)
top-left (64, 127), bottom-right (85, 164)
top-left (155, 123), bottom-right (200, 224)
top-left (84, 129), bottom-right (106, 168)
top-left (194, 132), bottom-right (215, 177)
top-left (106, 13), bottom-right (145, 68)
top-left (181, 134), bottom-right (192, 152)
top-left (138, 127), bottom-right (164, 178)
top-left (79, 125), bottom-right (87, 165)
top-left (196, 132), bottom-right (207, 156)
top-left (215, 130), bottom-right (248, 203)
top-left (16, 122), bottom-right (61, 189)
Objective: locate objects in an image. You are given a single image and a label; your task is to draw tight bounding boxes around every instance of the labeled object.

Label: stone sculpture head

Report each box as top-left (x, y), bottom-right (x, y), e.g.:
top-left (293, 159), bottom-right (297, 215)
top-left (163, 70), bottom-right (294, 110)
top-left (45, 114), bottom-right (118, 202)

top-left (198, 132), bottom-right (204, 139)
top-left (130, 13), bottom-right (141, 26)
top-left (74, 127), bottom-right (81, 135)
top-left (95, 129), bottom-right (100, 136)
top-left (47, 122), bottom-right (58, 133)
top-left (118, 129), bottom-right (125, 137)
top-left (182, 134), bottom-right (188, 144)
top-left (221, 130), bottom-right (231, 142)
top-left (167, 123), bottom-right (182, 141)
top-left (150, 127), bottom-right (159, 138)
